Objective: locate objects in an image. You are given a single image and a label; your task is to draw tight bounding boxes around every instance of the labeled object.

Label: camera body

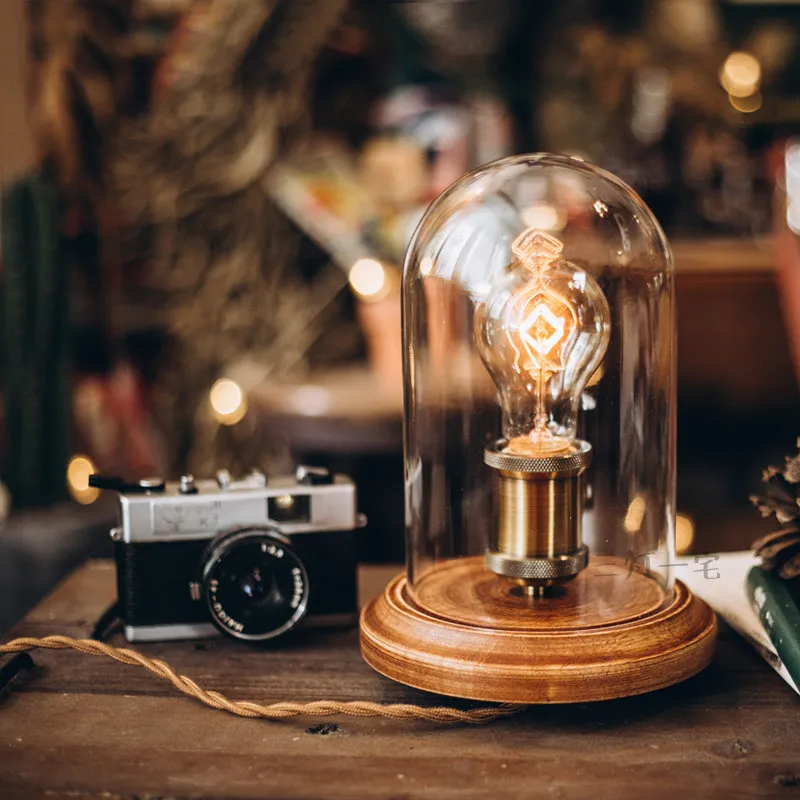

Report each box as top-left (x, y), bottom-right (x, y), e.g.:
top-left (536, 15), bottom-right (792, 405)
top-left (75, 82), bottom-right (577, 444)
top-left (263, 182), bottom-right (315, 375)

top-left (107, 468), bottom-right (361, 643)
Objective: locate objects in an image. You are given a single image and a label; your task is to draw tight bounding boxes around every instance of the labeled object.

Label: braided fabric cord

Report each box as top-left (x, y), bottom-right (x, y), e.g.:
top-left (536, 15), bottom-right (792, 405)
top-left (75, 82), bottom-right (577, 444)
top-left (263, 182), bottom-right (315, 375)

top-left (0, 637), bottom-right (525, 724)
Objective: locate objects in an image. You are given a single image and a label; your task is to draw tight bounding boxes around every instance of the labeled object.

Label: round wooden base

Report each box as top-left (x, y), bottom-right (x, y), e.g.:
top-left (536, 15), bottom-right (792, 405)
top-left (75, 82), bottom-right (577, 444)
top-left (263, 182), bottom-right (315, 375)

top-left (360, 557), bottom-right (717, 703)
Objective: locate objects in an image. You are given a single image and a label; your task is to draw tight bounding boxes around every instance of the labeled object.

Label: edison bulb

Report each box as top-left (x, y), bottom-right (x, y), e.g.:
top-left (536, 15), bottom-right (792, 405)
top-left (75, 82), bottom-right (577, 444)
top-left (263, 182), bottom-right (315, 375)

top-left (476, 227), bottom-right (610, 588)
top-left (475, 229), bottom-right (610, 457)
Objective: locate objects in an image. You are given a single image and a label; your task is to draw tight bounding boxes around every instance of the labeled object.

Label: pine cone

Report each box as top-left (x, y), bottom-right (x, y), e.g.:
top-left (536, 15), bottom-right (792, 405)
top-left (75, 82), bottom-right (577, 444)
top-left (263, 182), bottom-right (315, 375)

top-left (750, 438), bottom-right (800, 580)
top-left (752, 528), bottom-right (800, 580)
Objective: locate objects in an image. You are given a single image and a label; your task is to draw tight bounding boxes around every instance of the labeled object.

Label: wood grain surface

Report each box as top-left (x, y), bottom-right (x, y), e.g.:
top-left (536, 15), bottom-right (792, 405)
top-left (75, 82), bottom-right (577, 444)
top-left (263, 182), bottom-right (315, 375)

top-left (361, 558), bottom-right (717, 703)
top-left (0, 560), bottom-right (798, 800)
top-left (410, 556), bottom-right (668, 629)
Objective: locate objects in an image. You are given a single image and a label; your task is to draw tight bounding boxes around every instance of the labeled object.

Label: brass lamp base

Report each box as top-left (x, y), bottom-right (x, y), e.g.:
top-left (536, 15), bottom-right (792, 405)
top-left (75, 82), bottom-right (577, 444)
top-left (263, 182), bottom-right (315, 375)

top-left (360, 556), bottom-right (717, 704)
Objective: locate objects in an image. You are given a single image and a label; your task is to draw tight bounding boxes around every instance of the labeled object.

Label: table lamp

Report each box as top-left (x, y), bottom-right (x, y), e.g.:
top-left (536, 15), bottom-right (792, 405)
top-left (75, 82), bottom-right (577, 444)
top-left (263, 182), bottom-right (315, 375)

top-left (360, 154), bottom-right (717, 703)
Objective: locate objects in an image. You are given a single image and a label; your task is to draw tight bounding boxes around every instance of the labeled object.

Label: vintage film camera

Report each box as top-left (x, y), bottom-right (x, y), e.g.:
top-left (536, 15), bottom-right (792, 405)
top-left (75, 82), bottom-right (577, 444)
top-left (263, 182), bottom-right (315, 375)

top-left (90, 467), bottom-right (364, 643)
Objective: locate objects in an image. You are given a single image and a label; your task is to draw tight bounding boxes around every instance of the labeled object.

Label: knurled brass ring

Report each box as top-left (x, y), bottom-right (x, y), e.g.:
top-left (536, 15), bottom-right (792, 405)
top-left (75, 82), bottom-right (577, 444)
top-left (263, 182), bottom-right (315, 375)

top-left (485, 546), bottom-right (589, 581)
top-left (484, 441), bottom-right (592, 476)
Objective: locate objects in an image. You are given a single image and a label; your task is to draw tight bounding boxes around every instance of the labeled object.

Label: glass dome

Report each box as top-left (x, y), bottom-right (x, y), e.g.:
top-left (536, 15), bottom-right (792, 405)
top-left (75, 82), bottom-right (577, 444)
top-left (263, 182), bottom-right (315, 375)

top-left (403, 153), bottom-right (676, 626)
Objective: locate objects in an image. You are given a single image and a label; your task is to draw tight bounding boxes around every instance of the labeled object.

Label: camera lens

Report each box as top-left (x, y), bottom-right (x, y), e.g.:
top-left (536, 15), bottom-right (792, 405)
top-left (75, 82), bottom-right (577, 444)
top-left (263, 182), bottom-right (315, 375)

top-left (202, 528), bottom-right (309, 641)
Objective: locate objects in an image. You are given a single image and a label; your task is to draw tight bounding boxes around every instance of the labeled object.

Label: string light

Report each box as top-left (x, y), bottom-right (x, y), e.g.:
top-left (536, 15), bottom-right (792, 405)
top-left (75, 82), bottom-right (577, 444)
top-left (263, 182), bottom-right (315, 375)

top-left (67, 455), bottom-right (100, 505)
top-left (209, 378), bottom-right (247, 425)
top-left (349, 258), bottom-right (388, 300)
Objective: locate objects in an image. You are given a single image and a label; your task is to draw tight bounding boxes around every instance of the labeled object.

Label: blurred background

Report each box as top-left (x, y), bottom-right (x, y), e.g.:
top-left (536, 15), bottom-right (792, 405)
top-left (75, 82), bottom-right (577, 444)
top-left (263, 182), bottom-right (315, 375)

top-left (1, 0), bottom-right (799, 631)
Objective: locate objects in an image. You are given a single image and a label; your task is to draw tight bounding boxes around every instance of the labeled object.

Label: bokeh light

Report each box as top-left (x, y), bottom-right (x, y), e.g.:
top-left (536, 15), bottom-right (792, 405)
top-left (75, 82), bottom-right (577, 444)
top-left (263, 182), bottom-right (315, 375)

top-left (67, 455), bottom-right (100, 505)
top-left (675, 513), bottom-right (696, 554)
top-left (623, 494), bottom-right (647, 534)
top-left (729, 92), bottom-right (762, 114)
top-left (209, 378), bottom-right (248, 425)
top-left (349, 258), bottom-right (387, 300)
top-left (719, 51), bottom-right (761, 98)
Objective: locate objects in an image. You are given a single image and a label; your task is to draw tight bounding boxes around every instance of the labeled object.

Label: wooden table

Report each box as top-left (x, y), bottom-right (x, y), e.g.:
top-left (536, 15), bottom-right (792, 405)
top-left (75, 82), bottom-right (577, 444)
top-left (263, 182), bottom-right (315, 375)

top-left (1, 561), bottom-right (798, 799)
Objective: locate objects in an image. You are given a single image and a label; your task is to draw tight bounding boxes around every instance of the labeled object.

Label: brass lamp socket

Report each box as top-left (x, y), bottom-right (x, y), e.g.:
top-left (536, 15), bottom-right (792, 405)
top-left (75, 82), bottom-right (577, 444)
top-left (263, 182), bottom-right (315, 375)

top-left (484, 440), bottom-right (592, 588)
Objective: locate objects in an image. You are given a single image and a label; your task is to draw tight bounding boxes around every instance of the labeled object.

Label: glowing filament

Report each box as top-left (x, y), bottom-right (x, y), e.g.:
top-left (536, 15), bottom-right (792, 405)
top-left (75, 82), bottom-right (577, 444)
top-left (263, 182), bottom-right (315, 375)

top-left (504, 230), bottom-right (577, 382)
top-left (502, 229), bottom-right (580, 446)
top-left (522, 303), bottom-right (565, 356)
top-left (475, 225), bottom-right (610, 458)
top-left (512, 229), bottom-right (563, 268)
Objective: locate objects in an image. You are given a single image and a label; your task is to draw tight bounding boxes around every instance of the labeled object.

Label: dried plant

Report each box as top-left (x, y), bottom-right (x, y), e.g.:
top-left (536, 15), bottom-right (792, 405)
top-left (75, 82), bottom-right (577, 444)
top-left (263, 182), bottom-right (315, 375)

top-left (750, 439), bottom-right (800, 580)
top-left (109, 0), bottom-right (348, 476)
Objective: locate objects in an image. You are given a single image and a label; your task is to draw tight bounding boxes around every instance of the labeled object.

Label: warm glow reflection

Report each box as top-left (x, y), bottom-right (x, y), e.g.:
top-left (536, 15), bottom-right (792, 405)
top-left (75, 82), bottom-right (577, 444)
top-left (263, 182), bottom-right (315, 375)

top-left (719, 51), bottom-right (761, 98)
top-left (349, 258), bottom-right (387, 299)
top-left (623, 495), bottom-right (647, 534)
top-left (419, 256), bottom-right (434, 276)
top-left (675, 513), bottom-right (695, 554)
top-left (209, 378), bottom-right (247, 425)
top-left (521, 201), bottom-right (565, 231)
top-left (67, 455), bottom-right (100, 505)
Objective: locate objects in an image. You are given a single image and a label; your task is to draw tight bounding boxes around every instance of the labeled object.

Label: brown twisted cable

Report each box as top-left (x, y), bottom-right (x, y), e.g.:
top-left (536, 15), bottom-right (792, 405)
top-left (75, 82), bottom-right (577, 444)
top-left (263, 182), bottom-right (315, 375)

top-left (0, 636), bottom-right (526, 724)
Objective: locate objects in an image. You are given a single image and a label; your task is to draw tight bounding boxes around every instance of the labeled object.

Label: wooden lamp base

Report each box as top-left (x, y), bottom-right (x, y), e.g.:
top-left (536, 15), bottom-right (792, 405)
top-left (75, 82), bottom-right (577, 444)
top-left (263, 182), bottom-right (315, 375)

top-left (360, 557), bottom-right (717, 703)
